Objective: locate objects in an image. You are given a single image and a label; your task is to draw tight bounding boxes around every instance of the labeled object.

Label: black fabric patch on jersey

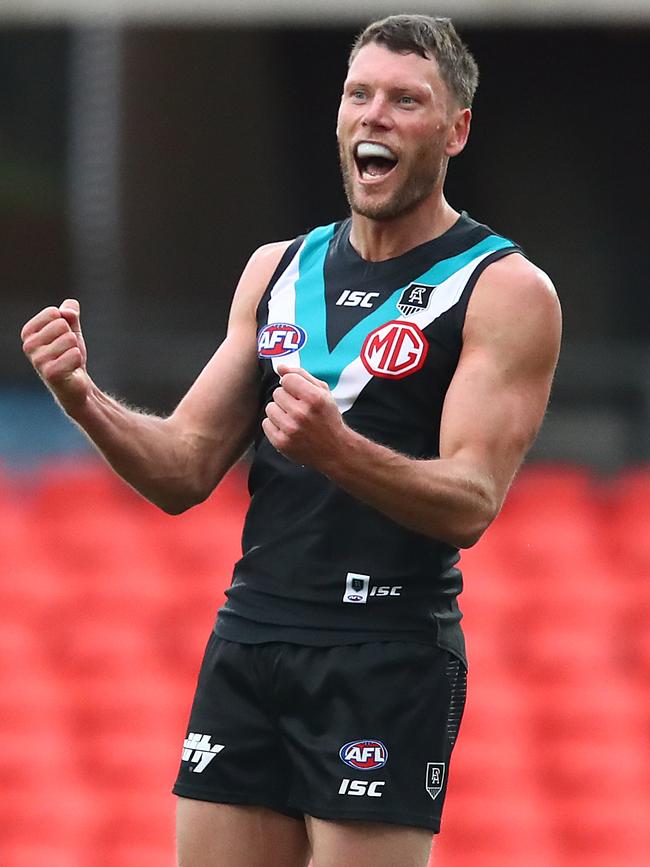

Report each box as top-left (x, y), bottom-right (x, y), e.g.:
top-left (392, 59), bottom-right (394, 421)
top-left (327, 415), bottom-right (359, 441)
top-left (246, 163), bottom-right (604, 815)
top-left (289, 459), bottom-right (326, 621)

top-left (324, 213), bottom-right (495, 351)
top-left (445, 246), bottom-right (524, 337)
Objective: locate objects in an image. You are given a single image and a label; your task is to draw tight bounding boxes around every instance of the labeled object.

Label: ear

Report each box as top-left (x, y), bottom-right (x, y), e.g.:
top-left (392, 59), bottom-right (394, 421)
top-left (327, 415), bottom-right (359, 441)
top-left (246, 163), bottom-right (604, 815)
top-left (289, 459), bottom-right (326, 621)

top-left (445, 108), bottom-right (472, 157)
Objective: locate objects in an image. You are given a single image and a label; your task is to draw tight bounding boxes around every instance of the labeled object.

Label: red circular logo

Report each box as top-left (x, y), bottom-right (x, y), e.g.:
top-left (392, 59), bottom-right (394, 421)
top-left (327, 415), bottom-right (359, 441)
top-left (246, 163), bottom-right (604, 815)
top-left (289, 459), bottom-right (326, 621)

top-left (361, 320), bottom-right (428, 379)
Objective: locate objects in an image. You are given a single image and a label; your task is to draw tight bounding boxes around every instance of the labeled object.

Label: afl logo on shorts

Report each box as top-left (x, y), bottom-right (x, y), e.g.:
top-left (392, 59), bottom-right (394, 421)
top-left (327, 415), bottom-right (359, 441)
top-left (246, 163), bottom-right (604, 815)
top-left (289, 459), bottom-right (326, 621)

top-left (257, 323), bottom-right (307, 358)
top-left (361, 320), bottom-right (428, 379)
top-left (339, 740), bottom-right (388, 771)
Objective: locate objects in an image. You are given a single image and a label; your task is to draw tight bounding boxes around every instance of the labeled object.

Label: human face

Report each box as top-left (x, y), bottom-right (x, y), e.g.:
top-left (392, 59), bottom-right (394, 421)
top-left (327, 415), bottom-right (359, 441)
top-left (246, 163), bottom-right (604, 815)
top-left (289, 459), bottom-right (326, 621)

top-left (337, 43), bottom-right (457, 222)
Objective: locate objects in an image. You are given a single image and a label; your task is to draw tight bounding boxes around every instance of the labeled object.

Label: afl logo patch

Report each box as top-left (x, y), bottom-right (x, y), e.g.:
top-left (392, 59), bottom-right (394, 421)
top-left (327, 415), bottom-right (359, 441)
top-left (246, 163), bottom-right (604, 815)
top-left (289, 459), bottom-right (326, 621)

top-left (339, 740), bottom-right (388, 771)
top-left (361, 320), bottom-right (428, 379)
top-left (257, 323), bottom-right (307, 358)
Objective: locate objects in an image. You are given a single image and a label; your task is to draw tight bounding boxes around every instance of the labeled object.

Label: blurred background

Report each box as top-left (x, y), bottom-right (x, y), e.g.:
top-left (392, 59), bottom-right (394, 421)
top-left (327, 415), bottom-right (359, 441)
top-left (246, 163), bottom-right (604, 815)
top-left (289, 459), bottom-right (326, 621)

top-left (1, 1), bottom-right (648, 866)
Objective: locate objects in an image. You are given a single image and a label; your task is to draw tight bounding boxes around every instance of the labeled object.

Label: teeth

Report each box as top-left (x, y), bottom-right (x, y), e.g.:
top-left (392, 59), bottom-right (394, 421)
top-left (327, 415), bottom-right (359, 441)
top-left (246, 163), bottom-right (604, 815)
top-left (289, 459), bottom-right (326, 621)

top-left (356, 142), bottom-right (396, 161)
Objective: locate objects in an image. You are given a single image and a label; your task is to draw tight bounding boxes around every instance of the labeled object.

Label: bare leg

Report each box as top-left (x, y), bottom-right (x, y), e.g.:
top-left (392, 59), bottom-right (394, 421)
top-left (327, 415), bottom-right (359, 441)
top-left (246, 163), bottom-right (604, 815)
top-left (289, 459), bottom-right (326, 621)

top-left (306, 815), bottom-right (433, 867)
top-left (177, 798), bottom-right (311, 867)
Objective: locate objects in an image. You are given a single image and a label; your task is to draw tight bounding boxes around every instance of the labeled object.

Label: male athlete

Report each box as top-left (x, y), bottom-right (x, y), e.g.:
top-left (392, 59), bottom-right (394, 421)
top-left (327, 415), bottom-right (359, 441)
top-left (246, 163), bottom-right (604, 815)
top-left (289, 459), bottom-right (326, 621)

top-left (21, 15), bottom-right (561, 867)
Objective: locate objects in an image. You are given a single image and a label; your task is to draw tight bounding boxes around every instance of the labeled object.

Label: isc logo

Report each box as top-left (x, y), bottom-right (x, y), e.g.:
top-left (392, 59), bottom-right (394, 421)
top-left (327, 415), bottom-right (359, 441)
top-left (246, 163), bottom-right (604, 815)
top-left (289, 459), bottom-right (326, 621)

top-left (361, 320), bottom-right (428, 379)
top-left (336, 290), bottom-right (380, 308)
top-left (339, 740), bottom-right (388, 770)
top-left (257, 323), bottom-right (307, 358)
top-left (338, 779), bottom-right (385, 798)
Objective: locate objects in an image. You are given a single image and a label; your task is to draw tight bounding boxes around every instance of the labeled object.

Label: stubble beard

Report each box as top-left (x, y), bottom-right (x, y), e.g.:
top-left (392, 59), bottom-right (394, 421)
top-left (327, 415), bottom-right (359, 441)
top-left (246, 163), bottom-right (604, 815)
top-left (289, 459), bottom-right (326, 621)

top-left (338, 144), bottom-right (441, 223)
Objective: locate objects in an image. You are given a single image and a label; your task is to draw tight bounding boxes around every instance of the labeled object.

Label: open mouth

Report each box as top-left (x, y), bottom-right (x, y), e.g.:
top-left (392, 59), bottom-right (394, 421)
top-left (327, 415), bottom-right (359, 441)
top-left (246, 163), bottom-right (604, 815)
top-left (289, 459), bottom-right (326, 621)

top-left (354, 142), bottom-right (398, 182)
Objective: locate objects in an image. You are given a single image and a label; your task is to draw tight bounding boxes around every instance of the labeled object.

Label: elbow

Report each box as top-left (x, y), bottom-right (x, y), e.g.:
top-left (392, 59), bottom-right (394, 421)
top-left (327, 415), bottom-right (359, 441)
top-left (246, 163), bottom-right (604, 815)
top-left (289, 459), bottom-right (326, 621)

top-left (448, 520), bottom-right (492, 549)
top-left (454, 525), bottom-right (488, 549)
top-left (152, 481), bottom-right (211, 515)
top-left (157, 499), bottom-right (193, 516)
top-left (444, 501), bottom-right (500, 549)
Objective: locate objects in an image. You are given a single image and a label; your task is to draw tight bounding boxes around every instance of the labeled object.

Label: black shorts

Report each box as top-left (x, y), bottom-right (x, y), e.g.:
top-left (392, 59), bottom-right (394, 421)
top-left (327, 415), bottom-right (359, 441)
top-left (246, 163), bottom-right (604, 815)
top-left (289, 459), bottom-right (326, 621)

top-left (172, 634), bottom-right (467, 832)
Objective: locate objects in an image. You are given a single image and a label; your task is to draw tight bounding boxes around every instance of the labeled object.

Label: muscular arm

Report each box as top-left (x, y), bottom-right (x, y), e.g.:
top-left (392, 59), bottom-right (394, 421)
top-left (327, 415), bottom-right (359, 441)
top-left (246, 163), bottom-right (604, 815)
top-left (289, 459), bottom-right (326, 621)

top-left (264, 254), bottom-right (561, 547)
top-left (21, 241), bottom-right (290, 513)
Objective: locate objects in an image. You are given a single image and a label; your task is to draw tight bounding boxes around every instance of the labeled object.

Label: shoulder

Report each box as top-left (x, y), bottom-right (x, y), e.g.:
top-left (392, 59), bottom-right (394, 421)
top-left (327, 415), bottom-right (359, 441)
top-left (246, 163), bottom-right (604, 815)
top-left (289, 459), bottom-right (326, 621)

top-left (229, 239), bottom-right (295, 325)
top-left (467, 252), bottom-right (561, 333)
top-left (246, 239), bottom-right (295, 280)
top-left (464, 252), bottom-right (562, 369)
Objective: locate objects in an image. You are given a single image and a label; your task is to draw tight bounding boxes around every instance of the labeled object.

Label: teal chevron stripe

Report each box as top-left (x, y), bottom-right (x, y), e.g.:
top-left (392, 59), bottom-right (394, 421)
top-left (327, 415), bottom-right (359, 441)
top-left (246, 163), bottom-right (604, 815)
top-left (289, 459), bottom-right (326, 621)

top-left (296, 229), bottom-right (515, 390)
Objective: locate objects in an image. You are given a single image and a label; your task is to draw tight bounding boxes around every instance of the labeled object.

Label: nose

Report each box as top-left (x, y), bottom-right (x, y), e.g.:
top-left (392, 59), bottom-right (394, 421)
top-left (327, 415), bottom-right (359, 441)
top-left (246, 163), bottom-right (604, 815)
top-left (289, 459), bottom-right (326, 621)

top-left (361, 93), bottom-right (392, 130)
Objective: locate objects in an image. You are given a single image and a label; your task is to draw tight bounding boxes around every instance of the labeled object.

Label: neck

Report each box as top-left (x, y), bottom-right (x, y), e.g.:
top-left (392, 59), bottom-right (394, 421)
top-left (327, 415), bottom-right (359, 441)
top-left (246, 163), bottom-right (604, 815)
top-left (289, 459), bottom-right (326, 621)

top-left (349, 195), bottom-right (460, 262)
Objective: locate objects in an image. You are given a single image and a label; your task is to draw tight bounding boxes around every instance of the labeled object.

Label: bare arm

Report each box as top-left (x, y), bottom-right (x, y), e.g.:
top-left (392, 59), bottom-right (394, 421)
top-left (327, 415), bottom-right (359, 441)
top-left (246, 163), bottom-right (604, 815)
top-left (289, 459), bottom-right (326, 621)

top-left (263, 253), bottom-right (561, 547)
top-left (21, 241), bottom-right (290, 513)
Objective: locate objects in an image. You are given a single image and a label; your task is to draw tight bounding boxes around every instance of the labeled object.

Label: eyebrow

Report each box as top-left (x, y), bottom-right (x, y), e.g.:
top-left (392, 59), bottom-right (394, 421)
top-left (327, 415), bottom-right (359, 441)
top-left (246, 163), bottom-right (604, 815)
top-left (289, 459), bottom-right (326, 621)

top-left (344, 79), bottom-right (433, 98)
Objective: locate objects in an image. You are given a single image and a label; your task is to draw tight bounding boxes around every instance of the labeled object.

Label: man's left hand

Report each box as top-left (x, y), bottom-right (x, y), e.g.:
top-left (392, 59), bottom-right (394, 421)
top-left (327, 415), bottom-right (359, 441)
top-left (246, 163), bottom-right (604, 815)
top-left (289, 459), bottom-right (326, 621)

top-left (262, 364), bottom-right (346, 470)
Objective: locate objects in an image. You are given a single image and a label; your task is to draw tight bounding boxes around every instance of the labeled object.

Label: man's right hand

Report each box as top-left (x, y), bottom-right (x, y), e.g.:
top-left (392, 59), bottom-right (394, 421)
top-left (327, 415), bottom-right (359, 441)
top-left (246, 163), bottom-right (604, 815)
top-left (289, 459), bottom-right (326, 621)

top-left (21, 298), bottom-right (91, 413)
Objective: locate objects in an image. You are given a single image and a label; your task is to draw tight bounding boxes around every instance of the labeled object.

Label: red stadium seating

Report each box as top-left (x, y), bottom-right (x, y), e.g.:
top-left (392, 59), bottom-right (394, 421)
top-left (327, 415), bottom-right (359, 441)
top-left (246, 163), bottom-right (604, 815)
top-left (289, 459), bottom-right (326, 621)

top-left (0, 842), bottom-right (90, 867)
top-left (1, 460), bottom-right (649, 867)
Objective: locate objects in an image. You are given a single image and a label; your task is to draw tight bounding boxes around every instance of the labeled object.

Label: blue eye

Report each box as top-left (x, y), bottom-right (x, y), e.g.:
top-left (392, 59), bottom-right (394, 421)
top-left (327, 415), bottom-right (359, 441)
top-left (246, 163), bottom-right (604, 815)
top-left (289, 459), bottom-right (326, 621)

top-left (399, 95), bottom-right (415, 105)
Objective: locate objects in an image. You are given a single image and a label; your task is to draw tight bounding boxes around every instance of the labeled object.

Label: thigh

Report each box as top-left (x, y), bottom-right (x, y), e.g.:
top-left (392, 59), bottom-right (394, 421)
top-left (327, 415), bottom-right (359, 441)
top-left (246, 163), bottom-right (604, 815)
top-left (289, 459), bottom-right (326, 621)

top-left (279, 642), bottom-right (467, 833)
top-left (177, 798), bottom-right (310, 867)
top-left (306, 815), bottom-right (432, 867)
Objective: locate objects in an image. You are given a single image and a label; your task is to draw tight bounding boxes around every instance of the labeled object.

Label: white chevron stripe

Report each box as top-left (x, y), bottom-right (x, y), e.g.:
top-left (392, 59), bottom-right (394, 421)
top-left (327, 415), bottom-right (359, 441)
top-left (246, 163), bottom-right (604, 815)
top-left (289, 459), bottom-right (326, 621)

top-left (266, 241), bottom-right (305, 374)
top-left (331, 250), bottom-right (498, 414)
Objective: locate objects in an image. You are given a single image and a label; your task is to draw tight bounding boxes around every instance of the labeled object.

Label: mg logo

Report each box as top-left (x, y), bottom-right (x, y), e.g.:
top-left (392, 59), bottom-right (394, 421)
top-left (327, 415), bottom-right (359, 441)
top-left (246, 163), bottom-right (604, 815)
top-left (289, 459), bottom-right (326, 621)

top-left (361, 320), bottom-right (429, 379)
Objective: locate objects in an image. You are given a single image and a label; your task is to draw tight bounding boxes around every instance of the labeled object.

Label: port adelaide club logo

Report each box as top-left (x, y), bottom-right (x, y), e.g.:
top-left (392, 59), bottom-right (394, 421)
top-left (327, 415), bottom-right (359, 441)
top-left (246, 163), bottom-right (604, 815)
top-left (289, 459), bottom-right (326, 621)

top-left (361, 320), bottom-right (429, 379)
top-left (339, 739), bottom-right (388, 771)
top-left (397, 282), bottom-right (436, 317)
top-left (257, 323), bottom-right (307, 358)
top-left (425, 762), bottom-right (446, 801)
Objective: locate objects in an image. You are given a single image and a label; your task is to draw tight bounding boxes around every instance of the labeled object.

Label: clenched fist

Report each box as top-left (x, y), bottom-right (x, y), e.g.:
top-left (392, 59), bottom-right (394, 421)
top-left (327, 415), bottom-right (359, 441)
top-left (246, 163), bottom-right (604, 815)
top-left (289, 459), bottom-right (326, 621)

top-left (21, 299), bottom-right (91, 412)
top-left (262, 363), bottom-right (348, 471)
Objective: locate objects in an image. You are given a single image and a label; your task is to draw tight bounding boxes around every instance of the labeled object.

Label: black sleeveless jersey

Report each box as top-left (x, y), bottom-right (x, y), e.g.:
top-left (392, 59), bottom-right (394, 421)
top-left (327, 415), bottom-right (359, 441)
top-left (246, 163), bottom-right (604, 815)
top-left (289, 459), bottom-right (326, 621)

top-left (215, 212), bottom-right (520, 663)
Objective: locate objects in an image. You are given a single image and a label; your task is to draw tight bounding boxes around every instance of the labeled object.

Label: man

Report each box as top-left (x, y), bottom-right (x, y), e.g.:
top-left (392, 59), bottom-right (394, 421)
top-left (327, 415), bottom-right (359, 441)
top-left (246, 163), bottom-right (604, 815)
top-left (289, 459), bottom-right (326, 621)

top-left (21, 14), bottom-right (561, 867)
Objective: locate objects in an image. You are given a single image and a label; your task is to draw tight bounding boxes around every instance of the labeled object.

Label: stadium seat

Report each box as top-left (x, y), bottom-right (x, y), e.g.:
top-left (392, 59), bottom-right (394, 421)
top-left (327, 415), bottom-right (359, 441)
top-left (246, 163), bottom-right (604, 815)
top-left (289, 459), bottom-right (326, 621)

top-left (507, 464), bottom-right (596, 504)
top-left (45, 610), bottom-right (163, 677)
top-left (557, 855), bottom-right (650, 867)
top-left (457, 554), bottom-right (521, 626)
top-left (0, 842), bottom-right (90, 867)
top-left (0, 619), bottom-right (48, 673)
top-left (66, 669), bottom-right (191, 744)
top-left (450, 730), bottom-right (534, 795)
top-left (439, 789), bottom-right (554, 860)
top-left (79, 727), bottom-right (179, 792)
top-left (433, 852), bottom-right (553, 867)
top-left (537, 737), bottom-right (647, 797)
top-left (511, 619), bottom-right (617, 684)
top-left (603, 466), bottom-right (650, 575)
top-left (0, 667), bottom-right (69, 731)
top-left (29, 459), bottom-right (127, 514)
top-left (0, 785), bottom-right (103, 847)
top-left (156, 602), bottom-right (221, 678)
top-left (526, 677), bottom-right (643, 742)
top-left (459, 673), bottom-right (532, 741)
top-left (0, 723), bottom-right (77, 790)
top-left (552, 792), bottom-right (650, 862)
top-left (96, 790), bottom-right (176, 855)
top-left (446, 623), bottom-right (500, 683)
top-left (99, 842), bottom-right (177, 867)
